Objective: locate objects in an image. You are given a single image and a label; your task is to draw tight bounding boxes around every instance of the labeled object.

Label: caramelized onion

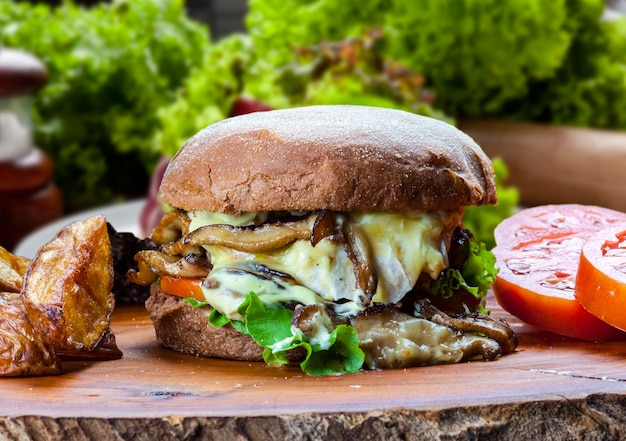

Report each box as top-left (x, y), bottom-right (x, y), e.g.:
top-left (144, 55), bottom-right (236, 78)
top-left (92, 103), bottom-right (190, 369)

top-left (342, 222), bottom-right (378, 303)
top-left (311, 210), bottom-right (341, 246)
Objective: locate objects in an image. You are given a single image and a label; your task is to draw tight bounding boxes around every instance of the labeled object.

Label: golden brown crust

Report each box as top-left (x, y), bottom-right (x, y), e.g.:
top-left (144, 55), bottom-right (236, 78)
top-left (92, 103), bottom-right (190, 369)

top-left (145, 284), bottom-right (265, 362)
top-left (0, 292), bottom-right (62, 377)
top-left (158, 105), bottom-right (497, 214)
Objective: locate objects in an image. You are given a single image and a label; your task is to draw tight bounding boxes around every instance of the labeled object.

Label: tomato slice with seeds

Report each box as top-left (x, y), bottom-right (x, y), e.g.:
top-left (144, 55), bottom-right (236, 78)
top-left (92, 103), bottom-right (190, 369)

top-left (160, 276), bottom-right (205, 301)
top-left (492, 204), bottom-right (626, 341)
top-left (576, 223), bottom-right (626, 332)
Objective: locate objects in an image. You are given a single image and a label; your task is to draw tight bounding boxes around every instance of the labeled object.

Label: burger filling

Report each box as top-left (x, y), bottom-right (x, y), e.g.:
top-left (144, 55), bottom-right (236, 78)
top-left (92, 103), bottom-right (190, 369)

top-left (190, 210), bottom-right (451, 319)
top-left (130, 208), bottom-right (517, 375)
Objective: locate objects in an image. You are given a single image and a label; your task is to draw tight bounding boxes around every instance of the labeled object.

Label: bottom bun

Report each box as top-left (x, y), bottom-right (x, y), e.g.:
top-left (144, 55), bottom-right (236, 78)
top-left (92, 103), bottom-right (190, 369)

top-left (146, 283), bottom-right (265, 362)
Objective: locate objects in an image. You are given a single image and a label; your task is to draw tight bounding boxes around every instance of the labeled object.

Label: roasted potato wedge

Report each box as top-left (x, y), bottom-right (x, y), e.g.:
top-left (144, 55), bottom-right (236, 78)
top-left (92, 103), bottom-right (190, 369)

top-left (0, 292), bottom-right (62, 377)
top-left (0, 246), bottom-right (30, 293)
top-left (23, 215), bottom-right (116, 356)
top-left (59, 328), bottom-right (123, 361)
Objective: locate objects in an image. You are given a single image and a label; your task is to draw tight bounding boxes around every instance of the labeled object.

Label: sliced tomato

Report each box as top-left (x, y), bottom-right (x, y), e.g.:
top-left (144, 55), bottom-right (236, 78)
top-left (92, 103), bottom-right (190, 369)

top-left (576, 223), bottom-right (626, 331)
top-left (160, 276), bottom-right (205, 301)
top-left (492, 204), bottom-right (626, 341)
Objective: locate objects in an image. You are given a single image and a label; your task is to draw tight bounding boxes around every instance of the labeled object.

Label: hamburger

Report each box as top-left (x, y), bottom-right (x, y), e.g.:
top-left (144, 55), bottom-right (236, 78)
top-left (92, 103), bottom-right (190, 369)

top-left (130, 105), bottom-right (517, 375)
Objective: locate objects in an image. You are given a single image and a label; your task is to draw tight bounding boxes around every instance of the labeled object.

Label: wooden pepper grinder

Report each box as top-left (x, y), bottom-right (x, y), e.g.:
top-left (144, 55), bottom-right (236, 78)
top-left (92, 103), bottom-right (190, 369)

top-left (0, 48), bottom-right (63, 251)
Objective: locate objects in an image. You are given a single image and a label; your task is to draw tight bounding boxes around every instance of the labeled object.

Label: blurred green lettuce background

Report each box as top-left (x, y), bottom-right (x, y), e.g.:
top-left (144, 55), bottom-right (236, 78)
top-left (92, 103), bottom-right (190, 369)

top-left (3, 0), bottom-right (626, 245)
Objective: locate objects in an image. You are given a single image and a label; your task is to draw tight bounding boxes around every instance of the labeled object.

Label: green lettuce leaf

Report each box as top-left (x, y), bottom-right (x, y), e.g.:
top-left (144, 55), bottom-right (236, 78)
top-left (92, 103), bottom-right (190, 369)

top-left (428, 239), bottom-right (498, 312)
top-left (461, 240), bottom-right (499, 297)
top-left (188, 293), bottom-right (365, 376)
top-left (238, 292), bottom-right (294, 346)
top-left (299, 324), bottom-right (364, 376)
top-left (0, 0), bottom-right (210, 212)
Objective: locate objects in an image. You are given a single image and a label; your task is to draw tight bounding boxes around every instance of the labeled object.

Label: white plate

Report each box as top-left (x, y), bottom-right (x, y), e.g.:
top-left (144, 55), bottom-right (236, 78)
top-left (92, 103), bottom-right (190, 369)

top-left (14, 199), bottom-right (146, 259)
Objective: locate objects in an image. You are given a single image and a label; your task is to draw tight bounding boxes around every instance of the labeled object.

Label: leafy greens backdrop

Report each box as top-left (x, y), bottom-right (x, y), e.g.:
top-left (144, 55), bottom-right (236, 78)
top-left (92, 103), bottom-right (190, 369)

top-left (2, 0), bottom-right (626, 245)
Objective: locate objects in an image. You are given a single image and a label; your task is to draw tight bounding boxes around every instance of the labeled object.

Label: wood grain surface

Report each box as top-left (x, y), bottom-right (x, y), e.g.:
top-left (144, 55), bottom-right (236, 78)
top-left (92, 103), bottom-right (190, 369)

top-left (2, 294), bottom-right (626, 440)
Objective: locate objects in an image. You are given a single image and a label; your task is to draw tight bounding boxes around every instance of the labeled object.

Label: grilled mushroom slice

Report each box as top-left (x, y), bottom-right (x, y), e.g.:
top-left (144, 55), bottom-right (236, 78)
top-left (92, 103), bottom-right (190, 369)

top-left (351, 301), bottom-right (517, 369)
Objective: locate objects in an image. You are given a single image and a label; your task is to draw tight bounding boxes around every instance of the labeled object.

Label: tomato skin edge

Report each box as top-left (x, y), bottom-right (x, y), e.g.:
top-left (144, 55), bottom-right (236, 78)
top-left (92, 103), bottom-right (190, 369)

top-left (491, 204), bottom-right (626, 342)
top-left (576, 244), bottom-right (626, 332)
top-left (493, 272), bottom-right (626, 341)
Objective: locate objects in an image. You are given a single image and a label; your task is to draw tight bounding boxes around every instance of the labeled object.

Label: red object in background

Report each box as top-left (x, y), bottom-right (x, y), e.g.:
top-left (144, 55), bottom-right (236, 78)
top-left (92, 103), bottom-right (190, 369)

top-left (0, 48), bottom-right (63, 252)
top-left (0, 149), bottom-right (64, 251)
top-left (139, 97), bottom-right (274, 237)
top-left (139, 155), bottom-right (170, 237)
top-left (0, 48), bottom-right (48, 97)
top-left (229, 97), bottom-right (273, 117)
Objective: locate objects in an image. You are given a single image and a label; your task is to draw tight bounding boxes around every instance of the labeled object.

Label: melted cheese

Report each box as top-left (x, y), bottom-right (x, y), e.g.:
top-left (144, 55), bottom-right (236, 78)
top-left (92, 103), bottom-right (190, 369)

top-left (351, 212), bottom-right (448, 304)
top-left (188, 210), bottom-right (453, 319)
top-left (202, 266), bottom-right (323, 321)
top-left (189, 211), bottom-right (259, 228)
top-left (208, 237), bottom-right (360, 303)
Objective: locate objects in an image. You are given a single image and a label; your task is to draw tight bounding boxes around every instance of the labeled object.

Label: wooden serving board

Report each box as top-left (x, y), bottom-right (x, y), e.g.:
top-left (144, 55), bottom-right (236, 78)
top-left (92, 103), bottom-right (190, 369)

top-left (2, 294), bottom-right (626, 440)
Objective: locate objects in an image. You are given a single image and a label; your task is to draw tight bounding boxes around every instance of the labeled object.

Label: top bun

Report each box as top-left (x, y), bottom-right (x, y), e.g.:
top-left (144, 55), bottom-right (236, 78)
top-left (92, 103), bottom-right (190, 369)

top-left (158, 105), bottom-right (496, 214)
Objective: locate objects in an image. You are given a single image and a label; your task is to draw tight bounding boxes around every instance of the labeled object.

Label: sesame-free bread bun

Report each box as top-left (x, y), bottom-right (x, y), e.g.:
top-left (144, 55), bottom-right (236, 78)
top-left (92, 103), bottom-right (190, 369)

top-left (146, 283), bottom-right (265, 361)
top-left (146, 283), bottom-right (307, 362)
top-left (158, 105), bottom-right (497, 214)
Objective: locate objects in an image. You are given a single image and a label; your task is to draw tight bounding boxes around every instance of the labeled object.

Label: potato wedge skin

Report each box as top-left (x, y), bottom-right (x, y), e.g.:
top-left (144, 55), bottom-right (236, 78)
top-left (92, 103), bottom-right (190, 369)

top-left (0, 292), bottom-right (62, 377)
top-left (23, 215), bottom-right (115, 352)
top-left (0, 246), bottom-right (30, 293)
